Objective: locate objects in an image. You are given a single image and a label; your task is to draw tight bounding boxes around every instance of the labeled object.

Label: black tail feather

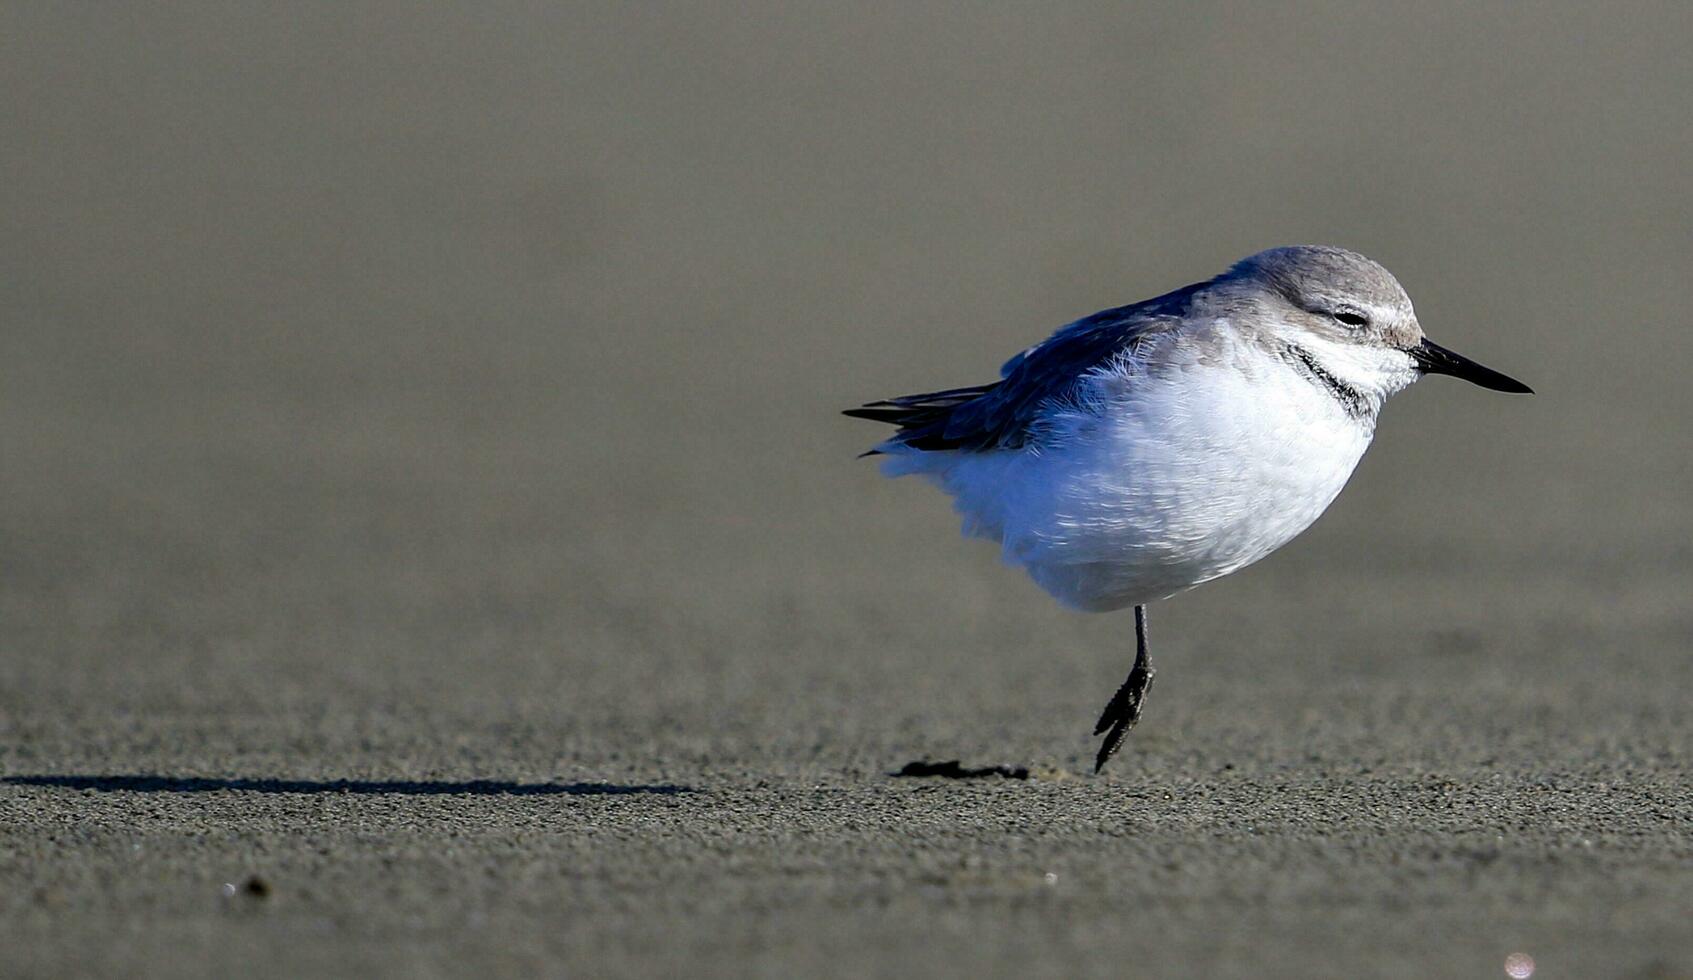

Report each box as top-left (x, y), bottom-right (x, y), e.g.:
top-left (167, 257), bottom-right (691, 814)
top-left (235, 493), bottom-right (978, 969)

top-left (840, 406), bottom-right (921, 424)
top-left (843, 383), bottom-right (999, 453)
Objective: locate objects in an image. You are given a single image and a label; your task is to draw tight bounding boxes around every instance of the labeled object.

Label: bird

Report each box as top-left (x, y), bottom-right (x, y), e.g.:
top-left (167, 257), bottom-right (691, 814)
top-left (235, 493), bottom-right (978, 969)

top-left (845, 245), bottom-right (1531, 773)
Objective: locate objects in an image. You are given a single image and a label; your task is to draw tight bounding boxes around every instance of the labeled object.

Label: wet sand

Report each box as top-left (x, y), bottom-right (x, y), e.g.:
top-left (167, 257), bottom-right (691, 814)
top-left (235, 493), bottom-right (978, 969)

top-left (3, 4), bottom-right (1690, 977)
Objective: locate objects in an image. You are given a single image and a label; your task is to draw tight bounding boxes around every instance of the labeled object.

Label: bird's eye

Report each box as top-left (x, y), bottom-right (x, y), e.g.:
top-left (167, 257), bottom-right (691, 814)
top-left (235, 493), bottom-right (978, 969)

top-left (1330, 310), bottom-right (1369, 328)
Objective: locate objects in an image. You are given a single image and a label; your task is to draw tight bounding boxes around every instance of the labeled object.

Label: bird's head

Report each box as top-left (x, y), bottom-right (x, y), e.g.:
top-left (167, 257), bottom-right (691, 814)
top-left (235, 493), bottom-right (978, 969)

top-left (1223, 245), bottom-right (1532, 400)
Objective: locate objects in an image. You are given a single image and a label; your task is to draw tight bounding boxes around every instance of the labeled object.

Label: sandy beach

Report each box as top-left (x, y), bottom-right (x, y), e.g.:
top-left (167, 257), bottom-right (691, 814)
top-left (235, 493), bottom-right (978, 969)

top-left (3, 4), bottom-right (1690, 976)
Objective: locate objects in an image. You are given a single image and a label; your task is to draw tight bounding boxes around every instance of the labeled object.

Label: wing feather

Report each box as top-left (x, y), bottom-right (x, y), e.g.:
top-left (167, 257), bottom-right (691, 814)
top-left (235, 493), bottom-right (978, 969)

top-left (845, 282), bottom-right (1202, 453)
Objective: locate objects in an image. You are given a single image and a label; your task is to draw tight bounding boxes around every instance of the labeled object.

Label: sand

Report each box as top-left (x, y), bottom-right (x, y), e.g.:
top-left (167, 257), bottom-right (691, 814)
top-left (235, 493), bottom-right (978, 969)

top-left (3, 3), bottom-right (1690, 977)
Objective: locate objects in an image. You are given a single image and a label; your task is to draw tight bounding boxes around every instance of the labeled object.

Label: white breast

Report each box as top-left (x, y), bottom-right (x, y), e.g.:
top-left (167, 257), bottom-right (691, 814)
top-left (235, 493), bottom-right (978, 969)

top-left (894, 336), bottom-right (1377, 611)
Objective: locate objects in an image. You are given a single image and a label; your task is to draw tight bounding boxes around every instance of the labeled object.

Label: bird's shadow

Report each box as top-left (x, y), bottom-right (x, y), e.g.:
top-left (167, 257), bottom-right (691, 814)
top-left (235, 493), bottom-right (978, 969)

top-left (0, 774), bottom-right (689, 796)
top-left (891, 759), bottom-right (1030, 780)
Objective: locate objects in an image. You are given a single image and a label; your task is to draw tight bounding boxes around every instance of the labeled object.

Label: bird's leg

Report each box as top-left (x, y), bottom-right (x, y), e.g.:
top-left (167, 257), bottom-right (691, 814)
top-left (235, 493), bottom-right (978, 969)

top-left (1092, 604), bottom-right (1155, 773)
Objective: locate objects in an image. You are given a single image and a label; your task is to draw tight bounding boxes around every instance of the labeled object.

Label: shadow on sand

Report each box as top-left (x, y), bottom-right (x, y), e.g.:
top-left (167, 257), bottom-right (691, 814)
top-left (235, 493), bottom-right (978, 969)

top-left (1, 774), bottom-right (689, 796)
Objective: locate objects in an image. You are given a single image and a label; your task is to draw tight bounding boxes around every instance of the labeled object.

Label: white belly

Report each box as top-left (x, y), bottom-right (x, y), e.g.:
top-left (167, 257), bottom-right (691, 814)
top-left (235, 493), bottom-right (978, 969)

top-left (895, 356), bottom-right (1375, 611)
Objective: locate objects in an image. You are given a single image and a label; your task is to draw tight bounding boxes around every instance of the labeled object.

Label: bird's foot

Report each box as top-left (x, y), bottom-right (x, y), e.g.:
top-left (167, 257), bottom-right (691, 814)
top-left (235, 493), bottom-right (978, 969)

top-left (1092, 662), bottom-right (1155, 773)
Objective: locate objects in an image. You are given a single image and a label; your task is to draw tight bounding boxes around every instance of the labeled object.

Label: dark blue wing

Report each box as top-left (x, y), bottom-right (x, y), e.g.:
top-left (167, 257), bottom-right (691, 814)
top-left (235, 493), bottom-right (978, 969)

top-left (845, 282), bottom-right (1202, 452)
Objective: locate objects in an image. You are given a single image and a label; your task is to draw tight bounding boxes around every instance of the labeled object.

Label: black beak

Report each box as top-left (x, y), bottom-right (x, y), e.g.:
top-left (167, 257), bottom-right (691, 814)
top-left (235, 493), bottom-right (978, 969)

top-left (1407, 338), bottom-right (1533, 394)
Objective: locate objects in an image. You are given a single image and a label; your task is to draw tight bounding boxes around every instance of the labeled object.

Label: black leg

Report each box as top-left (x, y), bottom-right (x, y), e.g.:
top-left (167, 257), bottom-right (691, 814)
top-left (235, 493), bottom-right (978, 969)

top-left (1092, 604), bottom-right (1155, 773)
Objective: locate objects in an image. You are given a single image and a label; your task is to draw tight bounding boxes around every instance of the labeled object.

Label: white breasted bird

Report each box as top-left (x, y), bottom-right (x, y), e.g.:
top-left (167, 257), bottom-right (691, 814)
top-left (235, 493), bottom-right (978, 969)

top-left (846, 246), bottom-right (1532, 772)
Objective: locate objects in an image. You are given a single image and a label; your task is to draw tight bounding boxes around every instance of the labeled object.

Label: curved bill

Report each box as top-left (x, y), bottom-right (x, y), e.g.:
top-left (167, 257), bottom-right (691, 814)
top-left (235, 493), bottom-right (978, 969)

top-left (1407, 338), bottom-right (1533, 394)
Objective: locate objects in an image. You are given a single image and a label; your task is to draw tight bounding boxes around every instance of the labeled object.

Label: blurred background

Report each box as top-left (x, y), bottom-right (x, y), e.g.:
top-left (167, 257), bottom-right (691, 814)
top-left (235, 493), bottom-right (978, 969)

top-left (6, 1), bottom-right (1688, 710)
top-left (2, 3), bottom-right (1689, 976)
